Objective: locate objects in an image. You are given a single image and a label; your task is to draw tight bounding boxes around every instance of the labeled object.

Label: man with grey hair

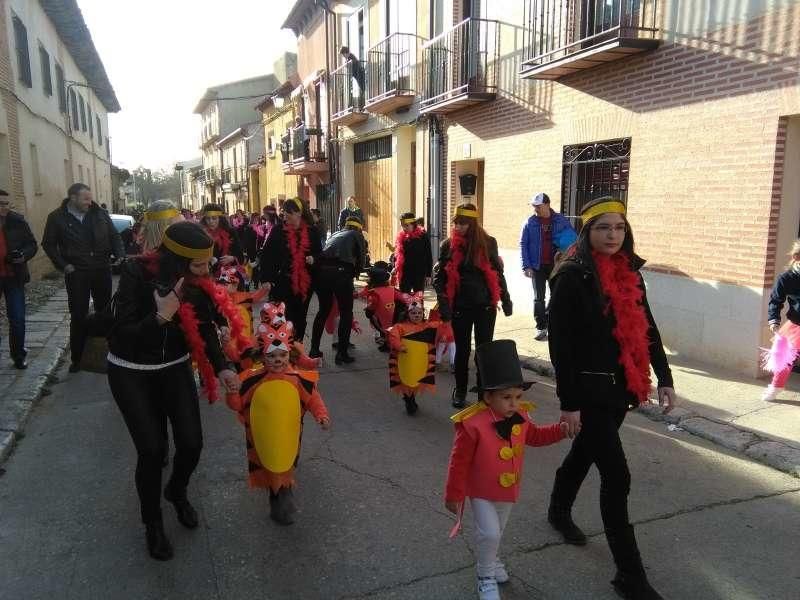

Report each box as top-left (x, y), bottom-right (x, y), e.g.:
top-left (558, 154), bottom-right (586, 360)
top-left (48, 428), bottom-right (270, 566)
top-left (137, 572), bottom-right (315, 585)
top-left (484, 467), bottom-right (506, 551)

top-left (43, 183), bottom-right (124, 372)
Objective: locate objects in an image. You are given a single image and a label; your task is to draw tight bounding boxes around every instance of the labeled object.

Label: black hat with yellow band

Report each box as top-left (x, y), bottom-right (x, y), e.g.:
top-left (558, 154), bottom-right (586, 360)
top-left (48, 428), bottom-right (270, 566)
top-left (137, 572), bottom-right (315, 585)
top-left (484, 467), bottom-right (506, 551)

top-left (201, 203), bottom-right (225, 218)
top-left (161, 221), bottom-right (214, 261)
top-left (452, 203), bottom-right (479, 222)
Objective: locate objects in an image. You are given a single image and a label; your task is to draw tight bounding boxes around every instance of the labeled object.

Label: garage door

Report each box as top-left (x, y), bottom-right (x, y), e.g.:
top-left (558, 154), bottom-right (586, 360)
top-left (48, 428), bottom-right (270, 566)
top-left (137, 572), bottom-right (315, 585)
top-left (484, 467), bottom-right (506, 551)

top-left (354, 136), bottom-right (393, 263)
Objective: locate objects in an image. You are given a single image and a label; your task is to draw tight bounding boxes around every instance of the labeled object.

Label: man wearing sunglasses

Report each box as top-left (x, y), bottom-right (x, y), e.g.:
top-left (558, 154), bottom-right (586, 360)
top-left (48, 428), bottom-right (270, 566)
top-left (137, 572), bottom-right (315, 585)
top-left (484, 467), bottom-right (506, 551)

top-left (0, 190), bottom-right (38, 369)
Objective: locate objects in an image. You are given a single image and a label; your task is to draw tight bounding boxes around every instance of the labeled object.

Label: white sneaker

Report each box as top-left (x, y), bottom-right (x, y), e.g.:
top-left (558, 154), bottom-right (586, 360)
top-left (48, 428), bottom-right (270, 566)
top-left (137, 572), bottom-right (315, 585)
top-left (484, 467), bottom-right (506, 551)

top-left (493, 561), bottom-right (509, 584)
top-left (477, 576), bottom-right (500, 600)
top-left (762, 385), bottom-right (780, 402)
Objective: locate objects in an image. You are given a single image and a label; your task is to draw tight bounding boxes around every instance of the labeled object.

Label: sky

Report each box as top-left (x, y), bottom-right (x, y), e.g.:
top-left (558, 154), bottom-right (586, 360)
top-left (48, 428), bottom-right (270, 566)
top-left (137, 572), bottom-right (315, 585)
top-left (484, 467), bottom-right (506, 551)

top-left (77, 0), bottom-right (298, 172)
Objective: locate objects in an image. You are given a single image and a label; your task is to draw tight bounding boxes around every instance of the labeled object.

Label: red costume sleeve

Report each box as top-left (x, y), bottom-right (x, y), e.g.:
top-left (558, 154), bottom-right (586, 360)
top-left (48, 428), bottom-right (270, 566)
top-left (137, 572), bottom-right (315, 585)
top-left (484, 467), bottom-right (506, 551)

top-left (301, 384), bottom-right (329, 422)
top-left (295, 353), bottom-right (320, 370)
top-left (524, 421), bottom-right (566, 447)
top-left (444, 422), bottom-right (477, 504)
top-left (386, 324), bottom-right (404, 352)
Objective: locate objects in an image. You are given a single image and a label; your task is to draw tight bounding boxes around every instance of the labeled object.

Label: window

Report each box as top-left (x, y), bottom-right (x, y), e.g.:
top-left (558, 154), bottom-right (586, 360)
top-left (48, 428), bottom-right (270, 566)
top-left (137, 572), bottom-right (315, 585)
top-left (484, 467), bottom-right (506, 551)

top-left (69, 89), bottom-right (79, 129)
top-left (87, 167), bottom-right (92, 185)
top-left (78, 164), bottom-right (84, 182)
top-left (354, 135), bottom-right (392, 162)
top-left (39, 44), bottom-right (52, 96)
top-left (561, 138), bottom-right (631, 228)
top-left (12, 15), bottom-right (32, 87)
top-left (64, 159), bottom-right (72, 188)
top-left (105, 137), bottom-right (110, 159)
top-left (55, 64), bottom-right (66, 112)
top-left (96, 116), bottom-right (102, 144)
top-left (78, 95), bottom-right (87, 131)
top-left (88, 106), bottom-right (93, 138)
top-left (267, 129), bottom-right (276, 157)
top-left (30, 144), bottom-right (41, 195)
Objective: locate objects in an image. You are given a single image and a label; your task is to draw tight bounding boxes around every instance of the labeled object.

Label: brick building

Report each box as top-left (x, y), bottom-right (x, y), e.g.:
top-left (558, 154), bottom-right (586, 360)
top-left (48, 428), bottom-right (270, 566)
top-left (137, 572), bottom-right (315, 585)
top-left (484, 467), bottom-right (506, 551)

top-left (275, 0), bottom-right (799, 375)
top-left (0, 0), bottom-right (120, 277)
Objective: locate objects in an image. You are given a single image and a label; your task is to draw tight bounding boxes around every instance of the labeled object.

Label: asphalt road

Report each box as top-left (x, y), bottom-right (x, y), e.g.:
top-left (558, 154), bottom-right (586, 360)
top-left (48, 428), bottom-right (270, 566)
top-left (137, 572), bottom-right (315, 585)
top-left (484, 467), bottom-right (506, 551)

top-left (1, 341), bottom-right (799, 600)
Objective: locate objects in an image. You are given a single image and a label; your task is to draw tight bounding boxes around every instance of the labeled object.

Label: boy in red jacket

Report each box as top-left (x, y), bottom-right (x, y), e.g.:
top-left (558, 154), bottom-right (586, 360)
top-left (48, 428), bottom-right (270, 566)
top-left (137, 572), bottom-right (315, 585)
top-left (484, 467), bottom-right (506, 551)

top-left (445, 340), bottom-right (567, 600)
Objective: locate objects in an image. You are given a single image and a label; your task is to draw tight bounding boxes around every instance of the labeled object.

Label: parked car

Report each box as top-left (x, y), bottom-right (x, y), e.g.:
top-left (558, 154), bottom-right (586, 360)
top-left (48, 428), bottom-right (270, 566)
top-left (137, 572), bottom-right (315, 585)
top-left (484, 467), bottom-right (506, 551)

top-left (110, 214), bottom-right (135, 273)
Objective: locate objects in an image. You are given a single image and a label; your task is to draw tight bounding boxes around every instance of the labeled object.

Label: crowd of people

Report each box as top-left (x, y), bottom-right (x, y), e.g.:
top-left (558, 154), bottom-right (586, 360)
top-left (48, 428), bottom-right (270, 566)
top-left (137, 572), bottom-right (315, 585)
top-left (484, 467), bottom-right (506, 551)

top-left (21, 181), bottom-right (796, 600)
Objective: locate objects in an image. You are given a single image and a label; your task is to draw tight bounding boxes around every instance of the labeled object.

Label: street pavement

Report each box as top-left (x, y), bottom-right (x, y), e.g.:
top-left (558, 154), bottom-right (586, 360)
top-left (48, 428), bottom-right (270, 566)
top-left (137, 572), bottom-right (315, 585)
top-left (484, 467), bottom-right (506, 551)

top-left (2, 334), bottom-right (800, 600)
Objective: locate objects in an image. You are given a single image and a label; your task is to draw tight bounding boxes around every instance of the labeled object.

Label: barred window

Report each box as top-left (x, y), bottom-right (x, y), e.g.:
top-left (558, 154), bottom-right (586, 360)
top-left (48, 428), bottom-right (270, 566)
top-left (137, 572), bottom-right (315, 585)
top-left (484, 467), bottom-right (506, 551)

top-left (561, 138), bottom-right (631, 227)
top-left (354, 135), bottom-right (391, 163)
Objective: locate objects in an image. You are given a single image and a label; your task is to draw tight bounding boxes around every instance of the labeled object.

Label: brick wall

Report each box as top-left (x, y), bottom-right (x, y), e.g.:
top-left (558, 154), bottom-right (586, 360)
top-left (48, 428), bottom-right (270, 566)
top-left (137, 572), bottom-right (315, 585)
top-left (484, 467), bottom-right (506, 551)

top-left (441, 4), bottom-right (800, 289)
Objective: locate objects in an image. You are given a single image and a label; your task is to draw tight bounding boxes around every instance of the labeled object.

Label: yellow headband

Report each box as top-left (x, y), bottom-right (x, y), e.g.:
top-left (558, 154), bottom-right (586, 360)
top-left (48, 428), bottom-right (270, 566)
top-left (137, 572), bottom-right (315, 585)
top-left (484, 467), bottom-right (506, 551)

top-left (162, 234), bottom-right (214, 260)
top-left (345, 219), bottom-right (363, 229)
top-left (580, 200), bottom-right (626, 223)
top-left (455, 207), bottom-right (479, 218)
top-left (144, 208), bottom-right (179, 223)
top-left (204, 210), bottom-right (224, 217)
top-left (287, 197), bottom-right (303, 211)
top-left (401, 217), bottom-right (417, 225)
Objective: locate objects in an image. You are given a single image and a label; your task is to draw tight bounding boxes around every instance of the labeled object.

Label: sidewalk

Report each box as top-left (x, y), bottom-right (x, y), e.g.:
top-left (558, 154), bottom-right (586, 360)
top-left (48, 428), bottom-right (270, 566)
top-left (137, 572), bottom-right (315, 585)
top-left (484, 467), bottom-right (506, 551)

top-left (0, 287), bottom-right (70, 463)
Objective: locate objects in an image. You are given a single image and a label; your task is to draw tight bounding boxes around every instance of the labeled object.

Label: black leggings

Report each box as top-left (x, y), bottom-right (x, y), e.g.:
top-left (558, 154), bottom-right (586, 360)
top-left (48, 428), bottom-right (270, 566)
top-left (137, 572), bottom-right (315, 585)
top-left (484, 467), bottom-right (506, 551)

top-left (274, 290), bottom-right (312, 342)
top-left (108, 361), bottom-right (203, 524)
top-left (311, 264), bottom-right (355, 352)
top-left (452, 306), bottom-right (497, 394)
top-left (551, 407), bottom-right (631, 532)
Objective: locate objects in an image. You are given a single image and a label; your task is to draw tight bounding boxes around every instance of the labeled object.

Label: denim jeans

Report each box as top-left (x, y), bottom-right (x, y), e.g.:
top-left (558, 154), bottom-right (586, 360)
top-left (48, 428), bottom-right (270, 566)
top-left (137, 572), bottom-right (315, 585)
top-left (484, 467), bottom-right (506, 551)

top-left (0, 277), bottom-right (26, 361)
top-left (532, 264), bottom-right (553, 330)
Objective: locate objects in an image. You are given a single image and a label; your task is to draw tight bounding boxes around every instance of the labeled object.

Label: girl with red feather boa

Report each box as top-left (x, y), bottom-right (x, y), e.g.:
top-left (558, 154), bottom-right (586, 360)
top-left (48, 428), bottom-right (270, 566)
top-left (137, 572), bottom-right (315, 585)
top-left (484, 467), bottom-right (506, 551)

top-left (106, 221), bottom-right (243, 562)
top-left (258, 197), bottom-right (322, 342)
top-left (546, 197), bottom-right (676, 600)
top-left (392, 212), bottom-right (432, 293)
top-left (432, 203), bottom-right (513, 409)
top-left (200, 203), bottom-right (244, 274)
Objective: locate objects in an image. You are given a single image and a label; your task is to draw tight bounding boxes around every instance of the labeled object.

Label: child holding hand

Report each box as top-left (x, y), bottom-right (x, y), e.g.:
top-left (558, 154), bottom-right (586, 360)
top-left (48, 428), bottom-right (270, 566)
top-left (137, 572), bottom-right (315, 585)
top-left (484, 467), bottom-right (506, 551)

top-left (444, 340), bottom-right (567, 600)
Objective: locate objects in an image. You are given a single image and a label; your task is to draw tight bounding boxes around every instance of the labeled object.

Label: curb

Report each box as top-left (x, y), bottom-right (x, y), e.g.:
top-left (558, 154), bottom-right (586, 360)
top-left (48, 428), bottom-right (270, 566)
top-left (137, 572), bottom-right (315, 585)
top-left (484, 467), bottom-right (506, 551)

top-left (519, 356), bottom-right (800, 479)
top-left (0, 317), bottom-right (70, 465)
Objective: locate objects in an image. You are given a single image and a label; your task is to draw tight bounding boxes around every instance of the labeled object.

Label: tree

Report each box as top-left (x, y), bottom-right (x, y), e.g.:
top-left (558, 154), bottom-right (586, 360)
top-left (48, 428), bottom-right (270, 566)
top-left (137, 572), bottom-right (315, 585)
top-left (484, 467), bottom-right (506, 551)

top-left (125, 166), bottom-right (181, 208)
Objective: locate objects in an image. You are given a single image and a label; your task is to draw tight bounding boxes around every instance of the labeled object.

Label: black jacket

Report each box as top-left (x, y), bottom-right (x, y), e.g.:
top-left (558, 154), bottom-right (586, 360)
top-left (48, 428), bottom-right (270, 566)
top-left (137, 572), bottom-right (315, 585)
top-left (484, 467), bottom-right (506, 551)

top-left (238, 225), bottom-right (259, 262)
top-left (209, 226), bottom-right (244, 264)
top-left (768, 268), bottom-right (800, 326)
top-left (432, 235), bottom-right (511, 320)
top-left (42, 199), bottom-right (124, 271)
top-left (337, 207), bottom-right (364, 230)
top-left (398, 230), bottom-right (433, 285)
top-left (108, 260), bottom-right (229, 372)
top-left (320, 228), bottom-right (366, 274)
top-left (547, 256), bottom-right (673, 412)
top-left (0, 211), bottom-right (38, 283)
top-left (259, 222), bottom-right (323, 298)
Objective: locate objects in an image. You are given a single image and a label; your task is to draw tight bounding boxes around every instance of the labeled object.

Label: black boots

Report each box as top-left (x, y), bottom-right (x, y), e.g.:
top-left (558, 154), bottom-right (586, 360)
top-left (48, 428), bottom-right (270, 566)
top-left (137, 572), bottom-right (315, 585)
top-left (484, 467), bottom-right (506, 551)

top-left (607, 525), bottom-right (663, 600)
top-left (335, 352), bottom-right (355, 365)
top-left (403, 394), bottom-right (418, 415)
top-left (164, 485), bottom-right (199, 529)
top-left (451, 388), bottom-right (466, 409)
top-left (309, 347), bottom-right (323, 359)
top-left (547, 502), bottom-right (587, 545)
top-left (269, 487), bottom-right (297, 525)
top-left (145, 520), bottom-right (173, 561)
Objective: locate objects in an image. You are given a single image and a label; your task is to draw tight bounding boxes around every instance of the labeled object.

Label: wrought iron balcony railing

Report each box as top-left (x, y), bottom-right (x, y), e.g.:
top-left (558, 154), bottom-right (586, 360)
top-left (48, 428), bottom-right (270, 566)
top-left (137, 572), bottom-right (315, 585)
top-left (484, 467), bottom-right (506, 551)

top-left (365, 33), bottom-right (424, 113)
top-left (420, 18), bottom-right (499, 114)
top-left (331, 59), bottom-right (369, 126)
top-left (521, 0), bottom-right (660, 79)
top-left (281, 125), bottom-right (327, 174)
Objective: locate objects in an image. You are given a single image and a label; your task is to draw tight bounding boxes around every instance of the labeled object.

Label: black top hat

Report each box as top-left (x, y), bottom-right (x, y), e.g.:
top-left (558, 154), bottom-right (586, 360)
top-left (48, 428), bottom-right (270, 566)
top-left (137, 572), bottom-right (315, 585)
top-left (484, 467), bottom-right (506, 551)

top-left (367, 261), bottom-right (391, 285)
top-left (472, 340), bottom-right (534, 392)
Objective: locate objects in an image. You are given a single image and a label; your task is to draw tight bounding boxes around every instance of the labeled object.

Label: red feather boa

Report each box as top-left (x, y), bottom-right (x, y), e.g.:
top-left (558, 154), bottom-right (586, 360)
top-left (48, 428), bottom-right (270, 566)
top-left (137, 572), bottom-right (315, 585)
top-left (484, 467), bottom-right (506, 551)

top-left (177, 276), bottom-right (251, 403)
top-left (286, 223), bottom-right (311, 299)
top-left (206, 226), bottom-right (232, 256)
top-left (594, 252), bottom-right (652, 404)
top-left (393, 226), bottom-right (426, 286)
top-left (444, 230), bottom-right (501, 308)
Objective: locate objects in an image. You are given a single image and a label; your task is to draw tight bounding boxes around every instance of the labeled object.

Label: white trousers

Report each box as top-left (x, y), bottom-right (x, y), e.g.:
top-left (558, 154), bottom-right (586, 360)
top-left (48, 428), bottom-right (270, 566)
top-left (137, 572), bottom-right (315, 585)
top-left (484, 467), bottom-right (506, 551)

top-left (470, 497), bottom-right (513, 578)
top-left (436, 341), bottom-right (456, 365)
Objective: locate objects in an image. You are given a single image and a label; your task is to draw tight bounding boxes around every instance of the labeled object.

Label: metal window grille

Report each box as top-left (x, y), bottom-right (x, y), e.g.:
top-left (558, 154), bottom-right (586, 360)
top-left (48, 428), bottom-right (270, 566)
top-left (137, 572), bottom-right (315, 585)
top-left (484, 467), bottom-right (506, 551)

top-left (39, 45), bottom-right (52, 96)
top-left (561, 138), bottom-right (631, 227)
top-left (56, 64), bottom-right (66, 112)
top-left (69, 89), bottom-right (79, 130)
top-left (12, 16), bottom-right (31, 87)
top-left (354, 135), bottom-right (392, 163)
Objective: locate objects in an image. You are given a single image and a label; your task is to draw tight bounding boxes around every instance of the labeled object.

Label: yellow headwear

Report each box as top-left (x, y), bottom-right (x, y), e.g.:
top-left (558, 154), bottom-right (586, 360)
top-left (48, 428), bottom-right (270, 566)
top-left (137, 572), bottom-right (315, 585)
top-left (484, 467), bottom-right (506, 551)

top-left (286, 197), bottom-right (303, 211)
top-left (345, 219), bottom-right (363, 230)
top-left (455, 206), bottom-right (479, 219)
top-left (144, 208), bottom-right (179, 223)
top-left (401, 217), bottom-right (417, 225)
top-left (580, 199), bottom-right (626, 223)
top-left (203, 210), bottom-right (224, 217)
top-left (162, 233), bottom-right (214, 260)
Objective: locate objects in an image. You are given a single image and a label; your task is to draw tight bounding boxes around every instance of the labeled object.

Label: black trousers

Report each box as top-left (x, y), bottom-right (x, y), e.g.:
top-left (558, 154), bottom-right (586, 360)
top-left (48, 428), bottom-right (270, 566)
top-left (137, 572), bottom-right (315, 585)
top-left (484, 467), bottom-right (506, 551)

top-left (66, 267), bottom-right (112, 364)
top-left (311, 263), bottom-right (355, 352)
top-left (551, 406), bottom-right (631, 532)
top-left (532, 263), bottom-right (553, 330)
top-left (399, 274), bottom-right (426, 294)
top-left (273, 288), bottom-right (312, 342)
top-left (108, 361), bottom-right (203, 524)
top-left (452, 306), bottom-right (497, 394)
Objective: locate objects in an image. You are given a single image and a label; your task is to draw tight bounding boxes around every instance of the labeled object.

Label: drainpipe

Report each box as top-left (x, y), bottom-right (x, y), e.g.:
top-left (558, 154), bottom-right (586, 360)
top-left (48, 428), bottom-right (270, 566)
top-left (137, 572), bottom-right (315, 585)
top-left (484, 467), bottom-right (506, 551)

top-left (428, 115), bottom-right (443, 261)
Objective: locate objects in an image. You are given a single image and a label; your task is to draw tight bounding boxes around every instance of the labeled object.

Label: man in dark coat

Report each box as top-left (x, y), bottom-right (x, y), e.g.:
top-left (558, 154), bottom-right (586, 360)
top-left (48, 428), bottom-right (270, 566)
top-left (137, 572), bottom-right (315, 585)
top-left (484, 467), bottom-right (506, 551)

top-left (42, 183), bottom-right (124, 372)
top-left (0, 190), bottom-right (38, 369)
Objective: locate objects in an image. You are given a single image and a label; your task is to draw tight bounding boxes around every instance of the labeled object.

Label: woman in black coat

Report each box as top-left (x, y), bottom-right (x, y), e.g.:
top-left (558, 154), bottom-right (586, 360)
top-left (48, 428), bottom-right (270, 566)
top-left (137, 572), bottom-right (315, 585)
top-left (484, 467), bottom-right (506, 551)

top-left (258, 198), bottom-right (322, 341)
top-left (546, 197), bottom-right (676, 600)
top-left (200, 203), bottom-right (244, 268)
top-left (107, 222), bottom-right (241, 561)
top-left (432, 203), bottom-right (512, 408)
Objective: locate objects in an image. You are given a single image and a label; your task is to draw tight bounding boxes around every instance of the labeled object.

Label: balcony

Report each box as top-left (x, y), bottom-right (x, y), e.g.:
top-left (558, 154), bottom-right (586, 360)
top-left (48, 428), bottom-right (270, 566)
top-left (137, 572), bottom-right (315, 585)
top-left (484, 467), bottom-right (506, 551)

top-left (365, 33), bottom-right (424, 115)
top-left (520, 0), bottom-right (660, 80)
top-left (199, 167), bottom-right (219, 185)
top-left (281, 126), bottom-right (327, 176)
top-left (419, 18), bottom-right (499, 115)
top-left (331, 60), bottom-right (369, 126)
